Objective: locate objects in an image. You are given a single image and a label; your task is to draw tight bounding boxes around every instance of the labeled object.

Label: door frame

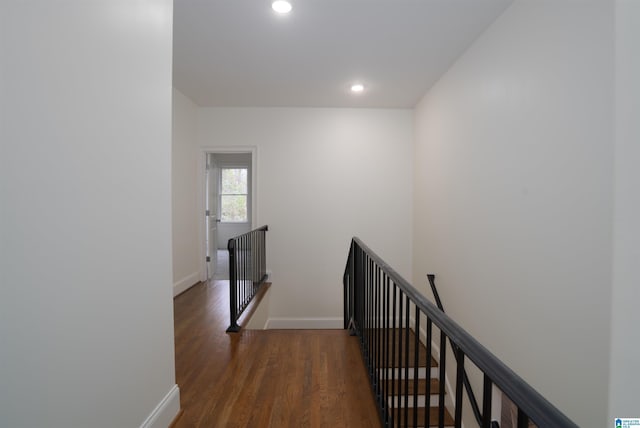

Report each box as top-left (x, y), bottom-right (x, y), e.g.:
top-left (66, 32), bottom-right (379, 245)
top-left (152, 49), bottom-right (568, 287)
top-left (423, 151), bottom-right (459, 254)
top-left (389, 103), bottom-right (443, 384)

top-left (198, 146), bottom-right (257, 283)
top-left (204, 153), bottom-right (219, 280)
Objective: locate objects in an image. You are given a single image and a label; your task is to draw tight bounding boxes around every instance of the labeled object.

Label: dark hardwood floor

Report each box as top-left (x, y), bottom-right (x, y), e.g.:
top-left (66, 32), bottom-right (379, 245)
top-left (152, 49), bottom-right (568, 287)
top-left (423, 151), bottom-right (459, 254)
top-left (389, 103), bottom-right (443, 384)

top-left (173, 280), bottom-right (381, 427)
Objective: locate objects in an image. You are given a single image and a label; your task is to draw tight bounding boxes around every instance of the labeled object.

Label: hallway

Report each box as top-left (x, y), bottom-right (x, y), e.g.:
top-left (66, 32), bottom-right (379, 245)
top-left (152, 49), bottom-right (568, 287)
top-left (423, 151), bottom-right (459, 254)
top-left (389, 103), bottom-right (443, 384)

top-left (213, 249), bottom-right (229, 280)
top-left (172, 280), bottom-right (381, 427)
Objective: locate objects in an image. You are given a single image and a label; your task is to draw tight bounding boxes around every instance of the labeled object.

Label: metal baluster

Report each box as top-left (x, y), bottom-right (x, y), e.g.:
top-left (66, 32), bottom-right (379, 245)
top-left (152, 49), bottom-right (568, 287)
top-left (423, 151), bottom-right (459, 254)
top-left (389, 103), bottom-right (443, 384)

top-left (240, 235), bottom-right (243, 311)
top-left (439, 330), bottom-right (447, 428)
top-left (398, 289), bottom-right (405, 427)
top-left (246, 233), bottom-right (250, 303)
top-left (391, 282), bottom-right (397, 428)
top-left (250, 232), bottom-right (253, 299)
top-left (384, 274), bottom-right (390, 425)
top-left (349, 242), bottom-right (356, 332)
top-left (455, 350), bottom-right (465, 428)
top-left (244, 234), bottom-right (246, 305)
top-left (413, 307), bottom-right (420, 428)
top-left (363, 253), bottom-right (368, 363)
top-left (354, 244), bottom-right (361, 334)
top-left (377, 269), bottom-right (382, 407)
top-left (482, 374), bottom-right (492, 428)
top-left (517, 408), bottom-right (529, 428)
top-left (359, 246), bottom-right (364, 341)
top-left (403, 296), bottom-right (410, 428)
top-left (226, 239), bottom-right (239, 332)
top-left (381, 272), bottom-right (385, 401)
top-left (372, 263), bottom-right (377, 394)
top-left (368, 257), bottom-right (373, 387)
top-left (368, 256), bottom-right (373, 371)
top-left (239, 237), bottom-right (242, 311)
top-left (425, 319), bottom-right (432, 428)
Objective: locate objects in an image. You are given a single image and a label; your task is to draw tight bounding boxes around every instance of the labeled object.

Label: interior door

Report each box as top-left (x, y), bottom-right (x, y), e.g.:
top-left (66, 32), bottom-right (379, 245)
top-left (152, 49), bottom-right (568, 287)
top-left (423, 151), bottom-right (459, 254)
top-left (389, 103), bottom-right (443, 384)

top-left (205, 155), bottom-right (219, 280)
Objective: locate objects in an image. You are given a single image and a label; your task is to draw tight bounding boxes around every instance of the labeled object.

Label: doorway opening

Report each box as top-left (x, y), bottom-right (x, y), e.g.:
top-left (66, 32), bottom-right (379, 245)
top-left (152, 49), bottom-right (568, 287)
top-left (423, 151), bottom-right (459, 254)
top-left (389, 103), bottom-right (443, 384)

top-left (202, 150), bottom-right (255, 283)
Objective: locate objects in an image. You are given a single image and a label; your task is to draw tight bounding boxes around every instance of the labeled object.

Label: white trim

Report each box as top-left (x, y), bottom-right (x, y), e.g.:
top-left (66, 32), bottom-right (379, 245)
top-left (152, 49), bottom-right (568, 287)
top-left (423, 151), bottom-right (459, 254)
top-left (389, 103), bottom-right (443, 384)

top-left (198, 146), bottom-right (258, 283)
top-left (139, 384), bottom-right (180, 428)
top-left (265, 317), bottom-right (343, 329)
top-left (173, 272), bottom-right (200, 297)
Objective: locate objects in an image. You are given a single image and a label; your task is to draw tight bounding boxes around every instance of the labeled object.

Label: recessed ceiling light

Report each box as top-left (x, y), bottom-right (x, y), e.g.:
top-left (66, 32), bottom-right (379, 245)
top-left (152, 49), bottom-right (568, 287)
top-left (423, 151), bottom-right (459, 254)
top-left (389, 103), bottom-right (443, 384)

top-left (272, 1), bottom-right (292, 14)
top-left (350, 83), bottom-right (365, 93)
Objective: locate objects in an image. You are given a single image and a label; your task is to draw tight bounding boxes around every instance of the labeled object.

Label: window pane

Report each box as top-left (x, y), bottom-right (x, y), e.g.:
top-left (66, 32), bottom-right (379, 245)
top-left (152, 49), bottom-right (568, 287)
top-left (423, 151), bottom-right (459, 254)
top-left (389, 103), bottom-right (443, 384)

top-left (221, 168), bottom-right (247, 194)
top-left (221, 195), bottom-right (247, 222)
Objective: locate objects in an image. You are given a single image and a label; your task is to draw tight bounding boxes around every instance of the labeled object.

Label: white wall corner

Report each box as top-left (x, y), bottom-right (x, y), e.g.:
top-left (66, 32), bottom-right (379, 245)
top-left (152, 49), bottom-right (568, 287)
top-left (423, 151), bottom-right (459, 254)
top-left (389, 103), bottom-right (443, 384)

top-left (139, 385), bottom-right (180, 428)
top-left (265, 317), bottom-right (343, 329)
top-left (173, 272), bottom-right (200, 297)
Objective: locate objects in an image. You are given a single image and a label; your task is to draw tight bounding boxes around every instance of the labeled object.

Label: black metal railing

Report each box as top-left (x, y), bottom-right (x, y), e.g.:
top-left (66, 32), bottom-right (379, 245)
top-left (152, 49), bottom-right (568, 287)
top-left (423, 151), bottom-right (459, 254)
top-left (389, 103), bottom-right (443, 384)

top-left (427, 274), bottom-right (489, 428)
top-left (343, 237), bottom-right (578, 428)
top-left (226, 225), bottom-right (268, 333)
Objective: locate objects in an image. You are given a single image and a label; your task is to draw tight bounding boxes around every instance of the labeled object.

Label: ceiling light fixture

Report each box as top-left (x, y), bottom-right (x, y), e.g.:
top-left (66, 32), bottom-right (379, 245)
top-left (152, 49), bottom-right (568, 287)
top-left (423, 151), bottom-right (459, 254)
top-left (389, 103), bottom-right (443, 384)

top-left (272, 1), bottom-right (292, 14)
top-left (350, 83), bottom-right (365, 93)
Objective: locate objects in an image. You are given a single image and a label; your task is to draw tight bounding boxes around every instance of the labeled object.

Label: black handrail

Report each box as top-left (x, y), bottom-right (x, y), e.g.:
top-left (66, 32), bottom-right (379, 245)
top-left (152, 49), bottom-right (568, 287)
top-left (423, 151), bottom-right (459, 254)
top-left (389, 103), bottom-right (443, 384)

top-left (344, 237), bottom-right (578, 428)
top-left (226, 225), bottom-right (268, 333)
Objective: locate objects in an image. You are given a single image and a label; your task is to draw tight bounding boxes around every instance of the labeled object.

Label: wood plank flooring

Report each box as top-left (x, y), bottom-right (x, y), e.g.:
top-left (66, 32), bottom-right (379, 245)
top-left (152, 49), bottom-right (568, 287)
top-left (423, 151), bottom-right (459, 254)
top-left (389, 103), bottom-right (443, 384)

top-left (173, 280), bottom-right (381, 427)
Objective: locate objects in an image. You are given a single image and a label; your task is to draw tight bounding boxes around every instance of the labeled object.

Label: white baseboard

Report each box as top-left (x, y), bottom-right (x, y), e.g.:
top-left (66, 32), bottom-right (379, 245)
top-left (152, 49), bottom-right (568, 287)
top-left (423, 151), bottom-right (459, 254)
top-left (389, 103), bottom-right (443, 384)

top-left (139, 384), bottom-right (180, 428)
top-left (173, 272), bottom-right (200, 296)
top-left (265, 317), bottom-right (343, 329)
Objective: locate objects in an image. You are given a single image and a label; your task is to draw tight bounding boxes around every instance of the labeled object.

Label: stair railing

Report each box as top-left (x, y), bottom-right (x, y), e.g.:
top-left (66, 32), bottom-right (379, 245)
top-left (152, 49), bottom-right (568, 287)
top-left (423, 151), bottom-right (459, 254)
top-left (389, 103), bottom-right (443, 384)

top-left (226, 225), bottom-right (268, 332)
top-left (343, 237), bottom-right (578, 428)
top-left (427, 274), bottom-right (489, 428)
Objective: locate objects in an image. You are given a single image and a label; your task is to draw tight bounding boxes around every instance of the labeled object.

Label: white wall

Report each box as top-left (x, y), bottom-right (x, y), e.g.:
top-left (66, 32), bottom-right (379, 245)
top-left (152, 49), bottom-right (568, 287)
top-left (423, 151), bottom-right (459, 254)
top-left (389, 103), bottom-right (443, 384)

top-left (609, 0), bottom-right (640, 421)
top-left (413, 1), bottom-right (613, 427)
top-left (172, 88), bottom-right (200, 295)
top-left (0, 2), bottom-right (179, 427)
top-left (198, 108), bottom-right (413, 326)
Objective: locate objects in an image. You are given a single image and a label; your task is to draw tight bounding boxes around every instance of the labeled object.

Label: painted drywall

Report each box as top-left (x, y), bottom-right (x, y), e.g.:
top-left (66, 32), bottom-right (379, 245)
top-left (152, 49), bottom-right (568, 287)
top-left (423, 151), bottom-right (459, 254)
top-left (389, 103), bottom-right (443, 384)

top-left (0, 2), bottom-right (179, 427)
top-left (213, 153), bottom-right (252, 249)
top-left (173, 88), bottom-right (201, 295)
top-left (412, 1), bottom-right (613, 427)
top-left (197, 108), bottom-right (413, 323)
top-left (244, 286), bottom-right (271, 330)
top-left (608, 0), bottom-right (640, 420)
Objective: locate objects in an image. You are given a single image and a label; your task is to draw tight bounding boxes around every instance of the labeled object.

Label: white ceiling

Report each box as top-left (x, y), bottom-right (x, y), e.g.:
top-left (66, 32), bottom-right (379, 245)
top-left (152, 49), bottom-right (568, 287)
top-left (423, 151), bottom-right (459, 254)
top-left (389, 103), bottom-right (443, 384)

top-left (173, 0), bottom-right (513, 108)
